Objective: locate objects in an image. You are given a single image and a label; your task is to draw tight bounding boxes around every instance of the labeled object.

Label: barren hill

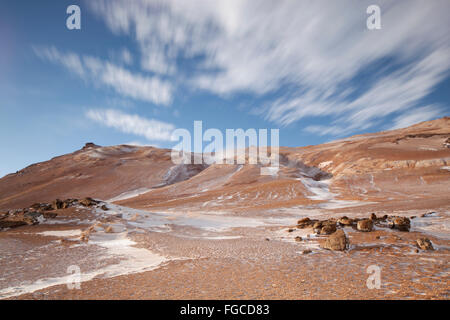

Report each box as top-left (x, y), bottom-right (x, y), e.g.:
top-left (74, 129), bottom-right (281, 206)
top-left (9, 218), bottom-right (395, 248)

top-left (0, 117), bottom-right (449, 213)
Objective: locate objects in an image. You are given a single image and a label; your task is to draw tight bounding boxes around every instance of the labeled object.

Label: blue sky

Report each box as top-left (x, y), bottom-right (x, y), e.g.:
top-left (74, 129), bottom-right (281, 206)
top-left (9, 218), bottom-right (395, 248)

top-left (0, 0), bottom-right (449, 177)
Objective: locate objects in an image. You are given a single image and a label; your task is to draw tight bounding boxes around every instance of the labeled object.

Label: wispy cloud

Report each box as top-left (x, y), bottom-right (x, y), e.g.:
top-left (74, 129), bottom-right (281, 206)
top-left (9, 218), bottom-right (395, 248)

top-left (391, 105), bottom-right (443, 129)
top-left (34, 46), bottom-right (172, 105)
top-left (86, 109), bottom-right (175, 141)
top-left (87, 0), bottom-right (450, 134)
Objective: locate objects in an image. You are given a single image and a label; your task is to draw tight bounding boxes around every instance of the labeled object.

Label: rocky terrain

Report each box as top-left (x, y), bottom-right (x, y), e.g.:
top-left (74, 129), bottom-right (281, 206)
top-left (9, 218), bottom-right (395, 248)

top-left (0, 117), bottom-right (449, 299)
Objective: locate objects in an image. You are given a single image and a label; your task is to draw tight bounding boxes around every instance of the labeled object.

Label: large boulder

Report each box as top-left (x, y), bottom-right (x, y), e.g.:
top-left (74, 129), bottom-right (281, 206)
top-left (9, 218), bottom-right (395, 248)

top-left (357, 219), bottom-right (373, 232)
top-left (321, 229), bottom-right (348, 251)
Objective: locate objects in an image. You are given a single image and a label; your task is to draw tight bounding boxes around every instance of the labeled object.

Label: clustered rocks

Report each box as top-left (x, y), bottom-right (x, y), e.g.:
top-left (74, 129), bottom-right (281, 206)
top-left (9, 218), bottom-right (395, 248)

top-left (0, 197), bottom-right (105, 230)
top-left (294, 212), bottom-right (435, 252)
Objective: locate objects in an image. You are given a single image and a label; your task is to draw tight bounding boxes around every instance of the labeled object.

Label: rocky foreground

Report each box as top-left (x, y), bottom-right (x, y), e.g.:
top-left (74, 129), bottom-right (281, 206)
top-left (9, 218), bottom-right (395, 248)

top-left (0, 196), bottom-right (448, 300)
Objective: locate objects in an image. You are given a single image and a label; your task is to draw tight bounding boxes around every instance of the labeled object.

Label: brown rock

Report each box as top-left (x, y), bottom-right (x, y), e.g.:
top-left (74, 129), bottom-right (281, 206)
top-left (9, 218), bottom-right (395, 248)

top-left (369, 213), bottom-right (377, 221)
top-left (357, 219), bottom-right (373, 232)
top-left (312, 221), bottom-right (323, 234)
top-left (416, 238), bottom-right (434, 250)
top-left (295, 236), bottom-right (302, 242)
top-left (321, 229), bottom-right (348, 251)
top-left (320, 222), bottom-right (337, 235)
top-left (0, 220), bottom-right (27, 229)
top-left (338, 216), bottom-right (353, 226)
top-left (297, 217), bottom-right (316, 229)
top-left (101, 205), bottom-right (109, 211)
top-left (302, 249), bottom-right (312, 254)
top-left (52, 199), bottom-right (63, 210)
top-left (80, 197), bottom-right (97, 207)
top-left (392, 217), bottom-right (410, 232)
top-left (42, 212), bottom-right (58, 219)
top-left (30, 203), bottom-right (42, 210)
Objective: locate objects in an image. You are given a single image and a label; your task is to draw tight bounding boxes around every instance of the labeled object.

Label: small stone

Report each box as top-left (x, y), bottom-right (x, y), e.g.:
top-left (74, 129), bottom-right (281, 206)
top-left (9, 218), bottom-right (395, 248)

top-left (295, 236), bottom-right (302, 242)
top-left (369, 213), bottom-right (377, 221)
top-left (80, 197), bottom-right (97, 207)
top-left (421, 212), bottom-right (435, 217)
top-left (416, 238), bottom-right (434, 251)
top-left (392, 217), bottom-right (410, 232)
top-left (302, 249), bottom-right (312, 255)
top-left (338, 216), bottom-right (353, 226)
top-left (52, 199), bottom-right (63, 210)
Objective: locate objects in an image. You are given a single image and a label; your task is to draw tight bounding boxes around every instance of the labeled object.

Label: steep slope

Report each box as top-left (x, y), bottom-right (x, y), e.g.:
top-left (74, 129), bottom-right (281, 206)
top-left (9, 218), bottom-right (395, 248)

top-left (119, 118), bottom-right (450, 212)
top-left (0, 144), bottom-right (176, 210)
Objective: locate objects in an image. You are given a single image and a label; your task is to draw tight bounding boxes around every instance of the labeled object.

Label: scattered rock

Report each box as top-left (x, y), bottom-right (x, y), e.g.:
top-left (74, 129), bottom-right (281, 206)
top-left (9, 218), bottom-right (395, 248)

top-left (357, 219), bottom-right (373, 232)
top-left (297, 217), bottom-right (316, 228)
top-left (320, 229), bottom-right (348, 251)
top-left (62, 198), bottom-right (78, 209)
top-left (369, 213), bottom-right (377, 221)
top-left (320, 222), bottom-right (337, 235)
top-left (0, 220), bottom-right (27, 229)
top-left (30, 203), bottom-right (42, 210)
top-left (104, 226), bottom-right (113, 233)
top-left (338, 216), bottom-right (353, 226)
top-left (101, 205), bottom-right (109, 211)
top-left (416, 238), bottom-right (434, 251)
top-left (42, 212), bottom-right (57, 219)
top-left (287, 228), bottom-right (295, 233)
top-left (421, 212), bottom-right (436, 217)
top-left (312, 221), bottom-right (323, 234)
top-left (302, 249), bottom-right (312, 255)
top-left (79, 197), bottom-right (97, 207)
top-left (295, 236), bottom-right (302, 242)
top-left (60, 239), bottom-right (81, 246)
top-left (52, 199), bottom-right (63, 210)
top-left (391, 217), bottom-right (411, 232)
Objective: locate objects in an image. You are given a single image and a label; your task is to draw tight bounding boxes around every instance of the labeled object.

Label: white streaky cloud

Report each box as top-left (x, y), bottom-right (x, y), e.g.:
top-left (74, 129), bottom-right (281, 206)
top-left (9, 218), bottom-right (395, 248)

top-left (124, 141), bottom-right (159, 148)
top-left (391, 105), bottom-right (444, 129)
top-left (34, 46), bottom-right (172, 106)
top-left (86, 109), bottom-right (176, 142)
top-left (88, 0), bottom-right (450, 133)
top-left (120, 48), bottom-right (133, 65)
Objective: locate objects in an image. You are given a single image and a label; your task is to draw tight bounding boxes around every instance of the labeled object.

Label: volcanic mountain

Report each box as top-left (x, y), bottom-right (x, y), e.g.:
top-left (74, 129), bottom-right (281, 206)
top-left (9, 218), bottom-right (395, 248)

top-left (0, 117), bottom-right (448, 213)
